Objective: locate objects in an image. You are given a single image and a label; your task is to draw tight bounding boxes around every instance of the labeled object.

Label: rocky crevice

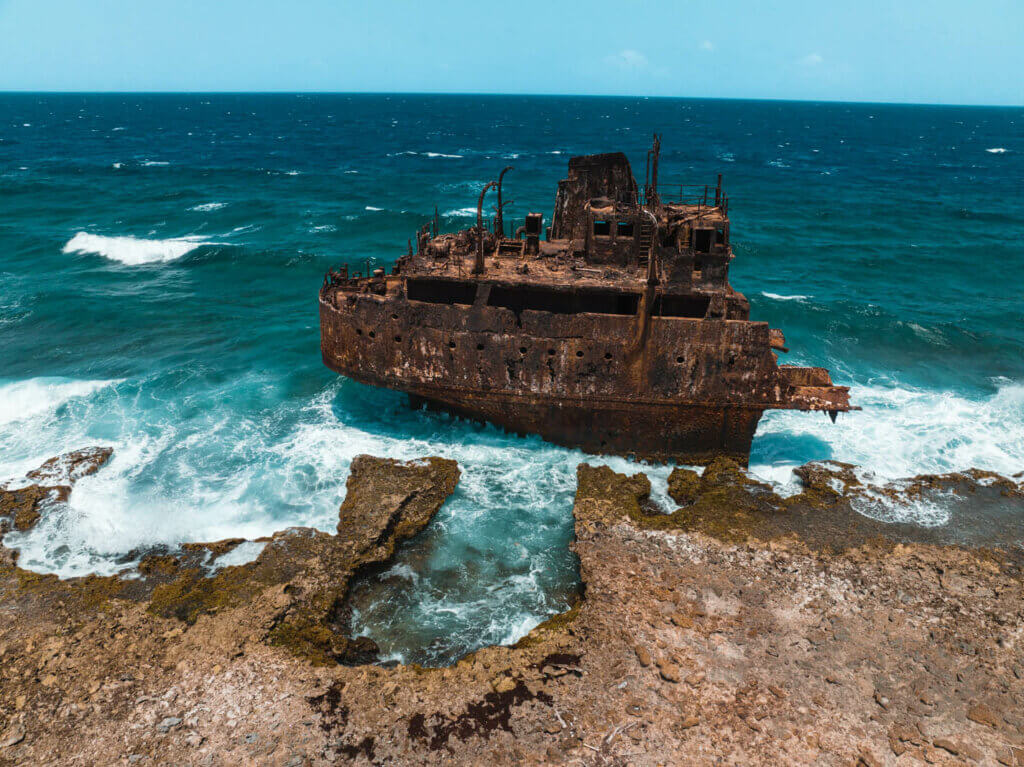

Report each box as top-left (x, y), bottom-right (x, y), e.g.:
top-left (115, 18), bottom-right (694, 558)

top-left (1, 450), bottom-right (1023, 765)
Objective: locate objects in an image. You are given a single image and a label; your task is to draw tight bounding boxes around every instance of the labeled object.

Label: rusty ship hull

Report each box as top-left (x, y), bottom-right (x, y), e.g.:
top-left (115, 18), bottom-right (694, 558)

top-left (320, 297), bottom-right (768, 462)
top-left (319, 140), bottom-right (854, 464)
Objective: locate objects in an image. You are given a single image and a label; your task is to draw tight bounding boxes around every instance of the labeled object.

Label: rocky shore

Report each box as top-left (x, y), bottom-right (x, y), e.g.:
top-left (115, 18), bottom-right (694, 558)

top-left (1, 449), bottom-right (1022, 765)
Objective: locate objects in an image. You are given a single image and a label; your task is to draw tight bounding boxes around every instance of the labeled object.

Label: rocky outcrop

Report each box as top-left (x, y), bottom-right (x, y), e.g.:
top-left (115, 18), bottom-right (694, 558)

top-left (0, 447), bottom-right (112, 532)
top-left (2, 453), bottom-right (460, 665)
top-left (0, 453), bottom-right (1022, 765)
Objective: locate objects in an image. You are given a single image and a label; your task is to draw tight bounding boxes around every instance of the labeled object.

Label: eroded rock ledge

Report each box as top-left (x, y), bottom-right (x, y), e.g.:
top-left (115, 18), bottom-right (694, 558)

top-left (1, 452), bottom-right (1022, 766)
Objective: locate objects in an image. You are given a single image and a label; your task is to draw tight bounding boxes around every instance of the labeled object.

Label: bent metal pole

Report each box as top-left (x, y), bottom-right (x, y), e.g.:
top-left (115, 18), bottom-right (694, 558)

top-left (474, 180), bottom-right (497, 274)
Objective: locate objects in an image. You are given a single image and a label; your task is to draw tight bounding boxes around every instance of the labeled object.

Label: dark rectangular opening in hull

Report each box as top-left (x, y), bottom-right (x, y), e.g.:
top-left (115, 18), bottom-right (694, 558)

top-left (406, 278), bottom-right (478, 305)
top-left (656, 294), bottom-right (710, 318)
top-left (487, 285), bottom-right (640, 316)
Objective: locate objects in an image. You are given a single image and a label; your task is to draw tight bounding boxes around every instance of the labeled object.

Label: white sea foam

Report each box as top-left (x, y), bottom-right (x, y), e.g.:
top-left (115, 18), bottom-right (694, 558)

top-left (750, 380), bottom-right (1024, 508)
top-left (63, 232), bottom-right (211, 265)
top-left (496, 613), bottom-right (546, 647)
top-left (985, 147), bottom-right (1008, 154)
top-left (761, 292), bottom-right (810, 301)
top-left (0, 378), bottom-right (119, 429)
top-left (4, 368), bottom-right (1022, 648)
top-left (443, 206), bottom-right (478, 217)
top-left (364, 206), bottom-right (383, 211)
top-left (141, 160), bottom-right (169, 167)
top-left (382, 563), bottom-right (420, 584)
top-left (189, 202), bottom-right (228, 212)
top-left (210, 540), bottom-right (267, 571)
top-left (391, 151), bottom-right (463, 159)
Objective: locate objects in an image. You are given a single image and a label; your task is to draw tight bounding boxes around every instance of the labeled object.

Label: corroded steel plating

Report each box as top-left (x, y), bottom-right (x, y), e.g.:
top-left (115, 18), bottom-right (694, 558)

top-left (319, 136), bottom-right (856, 464)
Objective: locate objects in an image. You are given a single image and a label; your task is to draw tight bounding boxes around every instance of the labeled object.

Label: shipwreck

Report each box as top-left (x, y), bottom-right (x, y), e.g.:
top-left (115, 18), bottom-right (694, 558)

top-left (319, 136), bottom-right (854, 464)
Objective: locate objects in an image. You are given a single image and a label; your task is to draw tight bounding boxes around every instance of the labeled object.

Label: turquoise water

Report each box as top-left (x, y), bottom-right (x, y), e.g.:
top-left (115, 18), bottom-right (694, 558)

top-left (1, 95), bottom-right (1022, 664)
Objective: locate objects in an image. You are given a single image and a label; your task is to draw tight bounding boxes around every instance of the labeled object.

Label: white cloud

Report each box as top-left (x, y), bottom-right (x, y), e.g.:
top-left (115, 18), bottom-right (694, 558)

top-left (799, 53), bottom-right (824, 67)
top-left (699, 40), bottom-right (715, 52)
top-left (605, 49), bottom-right (649, 72)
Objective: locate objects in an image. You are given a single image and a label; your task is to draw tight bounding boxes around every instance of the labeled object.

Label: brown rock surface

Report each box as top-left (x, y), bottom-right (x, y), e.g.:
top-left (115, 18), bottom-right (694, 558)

top-left (0, 447), bottom-right (113, 533)
top-left (0, 453), bottom-right (1021, 765)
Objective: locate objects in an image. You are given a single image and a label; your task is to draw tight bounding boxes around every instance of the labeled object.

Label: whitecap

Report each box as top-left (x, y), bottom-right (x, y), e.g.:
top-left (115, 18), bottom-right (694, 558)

top-left (423, 152), bottom-right (463, 159)
top-left (63, 232), bottom-right (212, 265)
top-left (443, 206), bottom-right (478, 217)
top-left (761, 292), bottom-right (809, 301)
top-left (985, 147), bottom-right (1008, 154)
top-left (189, 202), bottom-right (228, 212)
top-left (364, 206), bottom-right (383, 211)
top-left (310, 224), bottom-right (337, 233)
top-left (141, 160), bottom-right (169, 167)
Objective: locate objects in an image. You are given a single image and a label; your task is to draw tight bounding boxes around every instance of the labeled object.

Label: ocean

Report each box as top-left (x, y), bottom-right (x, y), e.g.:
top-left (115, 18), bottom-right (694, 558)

top-left (1, 94), bottom-right (1021, 665)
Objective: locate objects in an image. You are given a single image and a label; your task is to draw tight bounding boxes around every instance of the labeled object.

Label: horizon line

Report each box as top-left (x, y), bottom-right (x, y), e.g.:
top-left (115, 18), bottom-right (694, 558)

top-left (0, 90), bottom-right (1021, 109)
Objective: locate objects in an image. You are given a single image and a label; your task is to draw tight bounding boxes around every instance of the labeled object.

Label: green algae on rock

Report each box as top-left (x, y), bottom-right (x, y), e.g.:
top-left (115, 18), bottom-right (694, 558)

top-left (148, 455), bottom-right (460, 664)
top-left (1, 453), bottom-right (460, 667)
top-left (581, 457), bottom-right (1024, 553)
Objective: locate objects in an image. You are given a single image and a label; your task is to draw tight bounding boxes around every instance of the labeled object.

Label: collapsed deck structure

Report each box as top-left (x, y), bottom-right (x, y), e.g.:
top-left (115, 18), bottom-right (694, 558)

top-left (319, 136), bottom-right (854, 464)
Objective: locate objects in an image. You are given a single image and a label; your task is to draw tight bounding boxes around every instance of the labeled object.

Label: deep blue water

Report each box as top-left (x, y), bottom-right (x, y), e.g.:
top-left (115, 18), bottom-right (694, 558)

top-left (1, 94), bottom-right (1022, 664)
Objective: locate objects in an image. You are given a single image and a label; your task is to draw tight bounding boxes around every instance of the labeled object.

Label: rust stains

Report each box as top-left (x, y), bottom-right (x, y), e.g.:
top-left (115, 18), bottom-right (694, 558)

top-left (319, 134), bottom-right (855, 465)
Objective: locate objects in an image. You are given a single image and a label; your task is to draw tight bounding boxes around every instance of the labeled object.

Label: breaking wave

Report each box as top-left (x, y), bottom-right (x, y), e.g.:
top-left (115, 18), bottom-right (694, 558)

top-left (751, 380), bottom-right (1024, 499)
top-left (189, 202), bottom-right (228, 212)
top-left (0, 378), bottom-right (120, 430)
top-left (985, 147), bottom-right (1008, 154)
top-left (63, 232), bottom-right (212, 265)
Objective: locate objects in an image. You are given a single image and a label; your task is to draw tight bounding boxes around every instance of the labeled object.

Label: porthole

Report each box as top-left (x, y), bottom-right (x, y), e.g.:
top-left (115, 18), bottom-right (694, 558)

top-left (448, 341), bottom-right (456, 349)
top-left (676, 356), bottom-right (684, 363)
top-left (355, 329), bottom-right (363, 336)
top-left (394, 336), bottom-right (402, 343)
top-left (519, 346), bottom-right (527, 354)
top-left (576, 350), bottom-right (584, 358)
top-left (476, 343), bottom-right (484, 351)
top-left (368, 331), bottom-right (375, 338)
top-left (391, 313), bottom-right (399, 320)
top-left (547, 349), bottom-right (555, 356)
top-left (604, 352), bottom-right (612, 360)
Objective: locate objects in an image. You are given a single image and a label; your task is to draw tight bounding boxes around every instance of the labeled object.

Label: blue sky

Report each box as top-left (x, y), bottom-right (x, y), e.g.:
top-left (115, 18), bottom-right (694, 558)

top-left (0, 0), bottom-right (1021, 105)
